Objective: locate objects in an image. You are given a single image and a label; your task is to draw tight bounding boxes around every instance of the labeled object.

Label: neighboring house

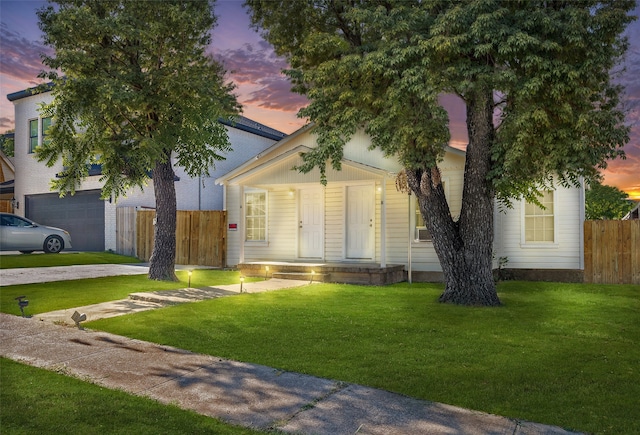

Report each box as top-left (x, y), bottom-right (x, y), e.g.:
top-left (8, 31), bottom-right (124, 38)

top-left (623, 202), bottom-right (639, 220)
top-left (0, 148), bottom-right (15, 212)
top-left (216, 125), bottom-right (585, 282)
top-left (7, 85), bottom-right (286, 252)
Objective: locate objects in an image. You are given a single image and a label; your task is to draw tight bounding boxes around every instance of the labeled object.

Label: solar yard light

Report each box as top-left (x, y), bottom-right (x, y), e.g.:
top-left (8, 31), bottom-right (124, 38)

top-left (188, 270), bottom-right (193, 288)
top-left (240, 276), bottom-right (245, 293)
top-left (15, 296), bottom-right (28, 317)
top-left (310, 270), bottom-right (315, 284)
top-left (265, 266), bottom-right (269, 280)
top-left (71, 311), bottom-right (87, 329)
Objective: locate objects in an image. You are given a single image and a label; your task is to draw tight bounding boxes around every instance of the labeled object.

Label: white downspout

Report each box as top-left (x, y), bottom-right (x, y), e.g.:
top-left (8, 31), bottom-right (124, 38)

top-left (408, 192), bottom-right (412, 284)
top-left (239, 185), bottom-right (245, 264)
top-left (380, 177), bottom-right (387, 268)
top-left (579, 177), bottom-right (585, 270)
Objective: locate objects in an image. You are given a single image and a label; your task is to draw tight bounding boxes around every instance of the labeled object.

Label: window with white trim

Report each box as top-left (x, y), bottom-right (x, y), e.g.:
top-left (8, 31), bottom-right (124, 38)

top-left (245, 191), bottom-right (267, 242)
top-left (412, 180), bottom-right (447, 242)
top-left (524, 190), bottom-right (555, 243)
top-left (414, 199), bottom-right (432, 241)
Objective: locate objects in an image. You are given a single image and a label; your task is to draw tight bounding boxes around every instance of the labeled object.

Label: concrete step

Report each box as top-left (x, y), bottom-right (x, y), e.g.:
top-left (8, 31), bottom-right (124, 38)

top-left (272, 272), bottom-right (329, 282)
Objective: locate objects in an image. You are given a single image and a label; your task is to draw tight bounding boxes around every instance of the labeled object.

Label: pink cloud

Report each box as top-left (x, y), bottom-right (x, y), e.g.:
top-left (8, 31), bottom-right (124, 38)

top-left (213, 41), bottom-right (308, 113)
top-left (0, 22), bottom-right (51, 82)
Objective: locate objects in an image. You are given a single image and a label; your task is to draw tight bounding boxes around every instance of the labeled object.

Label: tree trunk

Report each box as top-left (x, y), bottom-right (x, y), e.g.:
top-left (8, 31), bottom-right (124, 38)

top-left (407, 89), bottom-right (500, 306)
top-left (148, 156), bottom-right (178, 281)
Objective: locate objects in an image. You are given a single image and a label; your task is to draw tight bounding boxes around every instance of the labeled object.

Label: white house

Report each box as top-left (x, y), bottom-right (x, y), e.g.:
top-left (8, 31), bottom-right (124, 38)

top-left (7, 85), bottom-right (286, 252)
top-left (216, 125), bottom-right (585, 283)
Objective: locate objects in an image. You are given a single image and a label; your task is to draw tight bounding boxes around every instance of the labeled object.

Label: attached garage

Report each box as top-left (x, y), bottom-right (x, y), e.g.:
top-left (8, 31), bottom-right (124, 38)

top-left (25, 189), bottom-right (105, 251)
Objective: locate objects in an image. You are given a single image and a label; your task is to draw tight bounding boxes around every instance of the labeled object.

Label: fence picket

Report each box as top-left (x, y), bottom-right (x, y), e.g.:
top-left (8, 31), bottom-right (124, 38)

top-left (584, 220), bottom-right (640, 284)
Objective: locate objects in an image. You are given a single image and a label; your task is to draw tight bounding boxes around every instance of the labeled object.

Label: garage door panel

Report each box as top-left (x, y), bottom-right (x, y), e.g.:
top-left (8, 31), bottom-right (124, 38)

top-left (25, 190), bottom-right (105, 252)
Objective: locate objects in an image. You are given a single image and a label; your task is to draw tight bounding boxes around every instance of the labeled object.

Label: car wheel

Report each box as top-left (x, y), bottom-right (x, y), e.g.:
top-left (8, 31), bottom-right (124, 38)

top-left (19, 251), bottom-right (34, 254)
top-left (44, 235), bottom-right (64, 253)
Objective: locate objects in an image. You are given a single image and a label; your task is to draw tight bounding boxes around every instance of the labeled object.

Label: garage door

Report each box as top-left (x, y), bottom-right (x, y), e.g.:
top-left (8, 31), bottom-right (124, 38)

top-left (25, 190), bottom-right (105, 251)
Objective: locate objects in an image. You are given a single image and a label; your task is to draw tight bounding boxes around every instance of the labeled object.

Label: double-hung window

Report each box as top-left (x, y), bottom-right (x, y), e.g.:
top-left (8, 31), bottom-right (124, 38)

top-left (414, 200), bottom-right (432, 241)
top-left (412, 180), bottom-right (447, 242)
top-left (29, 119), bottom-right (38, 153)
top-left (42, 117), bottom-right (52, 146)
top-left (28, 117), bottom-right (52, 153)
top-left (523, 190), bottom-right (555, 244)
top-left (245, 191), bottom-right (267, 242)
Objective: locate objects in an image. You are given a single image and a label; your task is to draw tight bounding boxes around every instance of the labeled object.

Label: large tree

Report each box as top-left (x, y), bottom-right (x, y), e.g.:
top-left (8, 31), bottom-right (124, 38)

top-left (37, 0), bottom-right (239, 280)
top-left (247, 0), bottom-right (635, 305)
top-left (586, 179), bottom-right (634, 220)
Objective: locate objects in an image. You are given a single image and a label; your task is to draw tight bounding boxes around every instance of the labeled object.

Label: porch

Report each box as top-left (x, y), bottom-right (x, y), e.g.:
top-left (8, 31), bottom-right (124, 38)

top-left (238, 261), bottom-right (405, 285)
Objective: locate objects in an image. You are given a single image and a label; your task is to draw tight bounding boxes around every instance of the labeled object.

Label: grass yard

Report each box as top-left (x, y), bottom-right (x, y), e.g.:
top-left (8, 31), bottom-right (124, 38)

top-left (0, 251), bottom-right (141, 269)
top-left (0, 270), bottom-right (250, 315)
top-left (85, 281), bottom-right (640, 435)
top-left (0, 358), bottom-right (263, 434)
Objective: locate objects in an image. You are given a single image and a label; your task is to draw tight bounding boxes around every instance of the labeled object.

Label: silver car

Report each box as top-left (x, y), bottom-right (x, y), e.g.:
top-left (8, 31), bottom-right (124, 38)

top-left (0, 213), bottom-right (72, 254)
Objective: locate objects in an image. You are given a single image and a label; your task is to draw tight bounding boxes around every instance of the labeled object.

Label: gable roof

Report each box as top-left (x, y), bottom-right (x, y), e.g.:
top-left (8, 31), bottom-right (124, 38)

top-left (216, 122), bottom-right (467, 185)
top-left (219, 116), bottom-right (286, 141)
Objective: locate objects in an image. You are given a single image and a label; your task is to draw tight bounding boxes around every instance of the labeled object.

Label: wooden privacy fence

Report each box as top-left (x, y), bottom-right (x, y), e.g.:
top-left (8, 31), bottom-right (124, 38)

top-left (584, 220), bottom-right (640, 285)
top-left (117, 208), bottom-right (226, 267)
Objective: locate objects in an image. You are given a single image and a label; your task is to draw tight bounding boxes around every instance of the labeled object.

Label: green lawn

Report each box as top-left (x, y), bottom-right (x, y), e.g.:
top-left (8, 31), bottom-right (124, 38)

top-left (0, 358), bottom-right (263, 434)
top-left (0, 270), bottom-right (249, 315)
top-left (85, 281), bottom-right (640, 435)
top-left (0, 251), bottom-right (141, 269)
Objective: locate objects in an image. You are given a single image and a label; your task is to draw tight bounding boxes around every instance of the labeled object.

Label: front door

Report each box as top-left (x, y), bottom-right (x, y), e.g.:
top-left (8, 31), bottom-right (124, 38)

top-left (346, 185), bottom-right (374, 259)
top-left (298, 188), bottom-right (324, 258)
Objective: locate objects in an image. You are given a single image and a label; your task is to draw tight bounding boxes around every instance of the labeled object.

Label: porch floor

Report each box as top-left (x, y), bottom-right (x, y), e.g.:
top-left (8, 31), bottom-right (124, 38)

top-left (238, 261), bottom-right (405, 285)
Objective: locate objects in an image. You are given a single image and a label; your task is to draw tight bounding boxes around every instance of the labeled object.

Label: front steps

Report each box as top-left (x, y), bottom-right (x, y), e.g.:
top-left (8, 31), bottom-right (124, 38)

top-left (238, 262), bottom-right (405, 285)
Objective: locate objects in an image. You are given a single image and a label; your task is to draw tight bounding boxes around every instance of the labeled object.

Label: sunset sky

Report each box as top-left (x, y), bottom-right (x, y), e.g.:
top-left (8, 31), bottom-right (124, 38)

top-left (1, 1), bottom-right (638, 199)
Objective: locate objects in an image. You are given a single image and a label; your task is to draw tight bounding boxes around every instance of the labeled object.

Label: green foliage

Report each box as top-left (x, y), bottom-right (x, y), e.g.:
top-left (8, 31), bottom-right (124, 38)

top-left (0, 132), bottom-right (14, 157)
top-left (91, 281), bottom-right (640, 434)
top-left (585, 179), bottom-right (635, 219)
top-left (247, 0), bottom-right (635, 304)
top-left (247, 0), bottom-right (635, 200)
top-left (1, 358), bottom-right (262, 434)
top-left (36, 0), bottom-right (240, 199)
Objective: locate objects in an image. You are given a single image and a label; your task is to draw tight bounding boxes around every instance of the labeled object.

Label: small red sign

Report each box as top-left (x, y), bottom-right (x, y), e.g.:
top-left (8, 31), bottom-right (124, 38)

top-left (228, 223), bottom-right (238, 231)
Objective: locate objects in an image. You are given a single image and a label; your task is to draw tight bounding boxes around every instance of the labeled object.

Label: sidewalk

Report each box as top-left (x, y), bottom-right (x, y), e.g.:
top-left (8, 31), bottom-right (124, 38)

top-left (0, 268), bottom-right (583, 434)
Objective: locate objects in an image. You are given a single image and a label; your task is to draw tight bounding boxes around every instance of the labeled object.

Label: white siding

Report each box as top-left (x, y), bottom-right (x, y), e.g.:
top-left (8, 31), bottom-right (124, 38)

top-left (497, 185), bottom-right (582, 269)
top-left (222, 125), bottom-right (583, 273)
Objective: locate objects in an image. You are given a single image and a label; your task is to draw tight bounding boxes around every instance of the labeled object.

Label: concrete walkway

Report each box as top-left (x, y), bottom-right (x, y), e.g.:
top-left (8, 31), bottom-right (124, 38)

top-left (0, 266), bottom-right (583, 434)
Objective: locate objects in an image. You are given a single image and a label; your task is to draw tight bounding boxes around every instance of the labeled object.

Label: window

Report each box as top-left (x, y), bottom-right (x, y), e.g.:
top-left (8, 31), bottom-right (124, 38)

top-left (245, 191), bottom-right (266, 242)
top-left (28, 117), bottom-right (52, 153)
top-left (29, 119), bottom-right (38, 153)
top-left (42, 117), bottom-right (52, 146)
top-left (414, 200), bottom-right (431, 241)
top-left (524, 190), bottom-right (555, 243)
top-left (412, 180), bottom-right (447, 242)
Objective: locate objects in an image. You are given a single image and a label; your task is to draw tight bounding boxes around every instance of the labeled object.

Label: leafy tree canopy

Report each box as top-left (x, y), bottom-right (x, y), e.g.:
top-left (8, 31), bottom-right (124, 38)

top-left (37, 0), bottom-right (240, 281)
top-left (248, 0), bottom-right (634, 204)
top-left (586, 179), bottom-right (634, 220)
top-left (247, 0), bottom-right (635, 305)
top-left (37, 0), bottom-right (240, 199)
